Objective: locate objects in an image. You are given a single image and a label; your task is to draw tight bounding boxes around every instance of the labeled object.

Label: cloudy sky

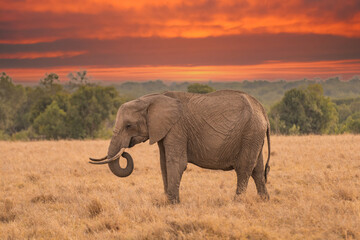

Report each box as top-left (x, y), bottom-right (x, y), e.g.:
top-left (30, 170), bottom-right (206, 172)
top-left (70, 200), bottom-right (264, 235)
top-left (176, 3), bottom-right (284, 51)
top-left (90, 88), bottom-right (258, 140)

top-left (1, 0), bottom-right (360, 82)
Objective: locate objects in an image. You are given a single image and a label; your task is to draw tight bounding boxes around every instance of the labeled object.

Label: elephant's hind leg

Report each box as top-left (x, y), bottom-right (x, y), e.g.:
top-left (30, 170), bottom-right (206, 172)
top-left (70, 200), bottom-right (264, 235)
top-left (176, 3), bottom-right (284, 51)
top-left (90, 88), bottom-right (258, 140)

top-left (234, 148), bottom-right (255, 198)
top-left (251, 150), bottom-right (269, 201)
top-left (234, 138), bottom-right (263, 200)
top-left (235, 169), bottom-right (251, 198)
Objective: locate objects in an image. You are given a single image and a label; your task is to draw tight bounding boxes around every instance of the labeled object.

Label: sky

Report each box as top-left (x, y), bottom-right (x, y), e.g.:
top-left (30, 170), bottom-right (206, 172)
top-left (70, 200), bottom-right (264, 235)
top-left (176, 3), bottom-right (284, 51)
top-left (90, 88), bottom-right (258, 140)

top-left (0, 0), bottom-right (360, 82)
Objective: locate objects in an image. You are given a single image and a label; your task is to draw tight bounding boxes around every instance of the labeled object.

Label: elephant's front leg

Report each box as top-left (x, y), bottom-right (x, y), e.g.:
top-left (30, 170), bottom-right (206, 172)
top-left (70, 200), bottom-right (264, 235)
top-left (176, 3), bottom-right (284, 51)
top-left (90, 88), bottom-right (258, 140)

top-left (163, 136), bottom-right (187, 204)
top-left (157, 141), bottom-right (167, 194)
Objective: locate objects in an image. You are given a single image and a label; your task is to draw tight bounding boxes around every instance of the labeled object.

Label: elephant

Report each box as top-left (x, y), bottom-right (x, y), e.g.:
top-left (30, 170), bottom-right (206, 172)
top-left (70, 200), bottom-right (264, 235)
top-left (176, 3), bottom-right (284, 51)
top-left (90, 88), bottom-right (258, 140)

top-left (89, 90), bottom-right (271, 203)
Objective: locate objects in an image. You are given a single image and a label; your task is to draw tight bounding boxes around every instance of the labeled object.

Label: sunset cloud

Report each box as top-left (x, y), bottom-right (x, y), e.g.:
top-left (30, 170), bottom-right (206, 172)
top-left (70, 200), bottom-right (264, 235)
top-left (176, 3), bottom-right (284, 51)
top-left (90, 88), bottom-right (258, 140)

top-left (1, 0), bottom-right (360, 44)
top-left (0, 0), bottom-right (359, 81)
top-left (0, 51), bottom-right (87, 59)
top-left (1, 34), bottom-right (359, 68)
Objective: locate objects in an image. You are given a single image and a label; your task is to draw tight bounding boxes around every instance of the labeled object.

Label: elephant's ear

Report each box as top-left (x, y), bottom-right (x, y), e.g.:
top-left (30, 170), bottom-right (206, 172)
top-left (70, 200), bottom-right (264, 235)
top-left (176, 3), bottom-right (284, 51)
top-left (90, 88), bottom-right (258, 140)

top-left (145, 95), bottom-right (181, 145)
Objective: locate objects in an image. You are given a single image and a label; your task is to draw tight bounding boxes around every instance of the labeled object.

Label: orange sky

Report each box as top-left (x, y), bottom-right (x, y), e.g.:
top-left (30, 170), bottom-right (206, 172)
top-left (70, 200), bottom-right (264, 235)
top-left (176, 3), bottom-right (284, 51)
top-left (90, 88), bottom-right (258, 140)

top-left (1, 0), bottom-right (360, 82)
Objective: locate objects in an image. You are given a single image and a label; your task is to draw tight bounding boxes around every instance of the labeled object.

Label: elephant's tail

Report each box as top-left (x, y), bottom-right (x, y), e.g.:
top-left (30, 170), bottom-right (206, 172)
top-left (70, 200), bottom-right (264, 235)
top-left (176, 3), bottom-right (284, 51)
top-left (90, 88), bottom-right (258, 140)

top-left (264, 125), bottom-right (271, 183)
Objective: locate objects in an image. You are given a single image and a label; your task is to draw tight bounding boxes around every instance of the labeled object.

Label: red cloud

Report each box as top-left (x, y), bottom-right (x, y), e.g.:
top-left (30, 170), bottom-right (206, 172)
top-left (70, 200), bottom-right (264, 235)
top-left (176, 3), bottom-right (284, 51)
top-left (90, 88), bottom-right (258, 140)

top-left (1, 0), bottom-right (359, 81)
top-left (0, 51), bottom-right (87, 59)
top-left (1, 0), bottom-right (360, 44)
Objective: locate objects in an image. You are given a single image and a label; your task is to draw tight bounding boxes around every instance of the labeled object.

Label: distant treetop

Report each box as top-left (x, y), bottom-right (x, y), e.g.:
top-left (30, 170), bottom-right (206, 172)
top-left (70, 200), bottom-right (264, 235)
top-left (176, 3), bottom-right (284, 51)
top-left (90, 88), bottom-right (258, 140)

top-left (187, 83), bottom-right (215, 94)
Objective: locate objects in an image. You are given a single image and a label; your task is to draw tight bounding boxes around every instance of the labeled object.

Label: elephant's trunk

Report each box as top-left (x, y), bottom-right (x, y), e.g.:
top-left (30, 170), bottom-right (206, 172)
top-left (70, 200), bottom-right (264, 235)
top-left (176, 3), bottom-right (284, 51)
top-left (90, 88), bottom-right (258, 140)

top-left (89, 138), bottom-right (134, 178)
top-left (108, 151), bottom-right (134, 178)
top-left (106, 137), bottom-right (134, 178)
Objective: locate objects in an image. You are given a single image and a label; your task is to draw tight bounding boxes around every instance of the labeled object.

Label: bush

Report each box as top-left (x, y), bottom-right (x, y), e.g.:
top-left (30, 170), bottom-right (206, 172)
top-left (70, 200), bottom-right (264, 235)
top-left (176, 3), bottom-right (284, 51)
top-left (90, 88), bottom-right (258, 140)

top-left (66, 85), bottom-right (122, 138)
top-left (11, 130), bottom-right (31, 141)
top-left (187, 83), bottom-right (215, 94)
top-left (288, 124), bottom-right (300, 135)
top-left (0, 130), bottom-right (10, 140)
top-left (33, 101), bottom-right (67, 139)
top-left (269, 84), bottom-right (338, 135)
top-left (342, 112), bottom-right (360, 133)
top-left (0, 72), bottom-right (27, 134)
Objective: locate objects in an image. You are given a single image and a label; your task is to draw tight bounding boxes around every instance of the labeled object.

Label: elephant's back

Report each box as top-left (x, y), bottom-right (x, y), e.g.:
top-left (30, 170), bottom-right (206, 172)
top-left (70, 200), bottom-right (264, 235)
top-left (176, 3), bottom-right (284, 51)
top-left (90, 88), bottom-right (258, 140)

top-left (205, 90), bottom-right (268, 128)
top-left (188, 90), bottom-right (265, 119)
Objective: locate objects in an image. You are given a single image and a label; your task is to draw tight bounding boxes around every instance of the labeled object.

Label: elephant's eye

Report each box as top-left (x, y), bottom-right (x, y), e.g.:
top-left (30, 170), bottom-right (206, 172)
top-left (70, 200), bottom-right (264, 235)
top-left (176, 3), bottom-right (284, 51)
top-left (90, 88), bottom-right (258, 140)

top-left (125, 124), bottom-right (131, 129)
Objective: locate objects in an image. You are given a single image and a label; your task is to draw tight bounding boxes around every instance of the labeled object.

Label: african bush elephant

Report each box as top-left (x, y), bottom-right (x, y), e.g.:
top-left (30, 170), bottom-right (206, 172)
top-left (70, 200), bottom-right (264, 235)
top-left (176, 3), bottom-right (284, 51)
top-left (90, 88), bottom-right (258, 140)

top-left (90, 90), bottom-right (271, 203)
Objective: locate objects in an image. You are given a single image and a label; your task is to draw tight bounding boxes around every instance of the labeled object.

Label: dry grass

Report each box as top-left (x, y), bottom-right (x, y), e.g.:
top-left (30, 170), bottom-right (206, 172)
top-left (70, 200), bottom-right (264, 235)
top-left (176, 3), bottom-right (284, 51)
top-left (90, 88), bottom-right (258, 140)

top-left (0, 135), bottom-right (359, 239)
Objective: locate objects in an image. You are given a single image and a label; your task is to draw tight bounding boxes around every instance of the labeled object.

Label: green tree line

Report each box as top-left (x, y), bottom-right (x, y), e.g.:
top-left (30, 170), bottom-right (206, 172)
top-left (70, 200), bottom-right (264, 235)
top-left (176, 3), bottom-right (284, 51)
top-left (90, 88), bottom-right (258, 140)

top-left (0, 72), bottom-right (127, 140)
top-left (114, 77), bottom-right (360, 109)
top-left (0, 72), bottom-right (359, 140)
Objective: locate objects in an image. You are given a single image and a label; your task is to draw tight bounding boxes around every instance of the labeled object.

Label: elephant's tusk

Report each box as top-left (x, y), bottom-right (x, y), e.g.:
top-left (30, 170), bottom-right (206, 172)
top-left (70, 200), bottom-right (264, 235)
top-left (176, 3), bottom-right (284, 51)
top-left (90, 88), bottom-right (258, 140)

top-left (89, 156), bottom-right (107, 161)
top-left (108, 148), bottom-right (125, 161)
top-left (89, 158), bottom-right (119, 164)
top-left (88, 149), bottom-right (125, 164)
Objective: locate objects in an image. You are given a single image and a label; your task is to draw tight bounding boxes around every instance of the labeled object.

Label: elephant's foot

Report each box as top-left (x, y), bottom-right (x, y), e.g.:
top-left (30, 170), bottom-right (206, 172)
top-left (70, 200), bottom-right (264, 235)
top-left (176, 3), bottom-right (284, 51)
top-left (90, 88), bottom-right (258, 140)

top-left (167, 194), bottom-right (180, 204)
top-left (168, 197), bottom-right (180, 204)
top-left (255, 185), bottom-right (270, 201)
top-left (258, 192), bottom-right (270, 201)
top-left (233, 193), bottom-right (246, 202)
top-left (169, 199), bottom-right (180, 204)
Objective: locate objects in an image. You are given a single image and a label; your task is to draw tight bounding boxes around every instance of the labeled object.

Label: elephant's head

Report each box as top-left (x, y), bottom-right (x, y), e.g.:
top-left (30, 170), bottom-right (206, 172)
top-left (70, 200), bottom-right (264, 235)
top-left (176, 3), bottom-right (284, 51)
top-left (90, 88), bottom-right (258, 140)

top-left (89, 94), bottom-right (181, 177)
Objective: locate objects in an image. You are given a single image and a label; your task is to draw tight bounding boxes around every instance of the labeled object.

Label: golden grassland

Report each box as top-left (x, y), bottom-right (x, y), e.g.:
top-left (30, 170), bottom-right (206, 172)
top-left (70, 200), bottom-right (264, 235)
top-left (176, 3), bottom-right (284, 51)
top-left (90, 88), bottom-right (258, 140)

top-left (1, 135), bottom-right (359, 239)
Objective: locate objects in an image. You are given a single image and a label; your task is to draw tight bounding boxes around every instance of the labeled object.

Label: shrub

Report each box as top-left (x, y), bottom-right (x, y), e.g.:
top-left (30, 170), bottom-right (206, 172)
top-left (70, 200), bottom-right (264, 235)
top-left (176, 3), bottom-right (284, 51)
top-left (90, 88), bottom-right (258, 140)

top-left (187, 83), bottom-right (215, 94)
top-left (269, 84), bottom-right (338, 134)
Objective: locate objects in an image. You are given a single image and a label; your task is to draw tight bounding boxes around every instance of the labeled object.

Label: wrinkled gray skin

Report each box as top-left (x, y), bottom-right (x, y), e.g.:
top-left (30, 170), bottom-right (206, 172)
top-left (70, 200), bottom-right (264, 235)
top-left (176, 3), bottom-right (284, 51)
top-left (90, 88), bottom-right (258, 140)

top-left (107, 90), bottom-right (271, 203)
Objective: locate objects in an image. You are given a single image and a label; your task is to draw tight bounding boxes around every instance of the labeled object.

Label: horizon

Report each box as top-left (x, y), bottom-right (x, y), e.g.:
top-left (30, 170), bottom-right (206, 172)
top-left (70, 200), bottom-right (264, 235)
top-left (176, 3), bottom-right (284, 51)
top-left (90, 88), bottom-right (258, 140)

top-left (9, 74), bottom-right (360, 87)
top-left (1, 0), bottom-right (360, 82)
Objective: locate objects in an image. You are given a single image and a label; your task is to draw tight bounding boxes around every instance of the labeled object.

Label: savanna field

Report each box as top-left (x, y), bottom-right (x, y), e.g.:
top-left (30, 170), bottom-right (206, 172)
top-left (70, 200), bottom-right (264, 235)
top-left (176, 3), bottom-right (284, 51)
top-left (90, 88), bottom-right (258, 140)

top-left (1, 135), bottom-right (359, 240)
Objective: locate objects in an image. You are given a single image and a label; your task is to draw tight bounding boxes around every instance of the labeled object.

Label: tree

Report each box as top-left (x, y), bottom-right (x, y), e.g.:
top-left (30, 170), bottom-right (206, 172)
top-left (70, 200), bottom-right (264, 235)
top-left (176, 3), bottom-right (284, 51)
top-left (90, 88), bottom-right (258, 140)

top-left (336, 104), bottom-right (352, 123)
top-left (341, 112), bottom-right (360, 134)
top-left (67, 70), bottom-right (89, 88)
top-left (0, 72), bottom-right (126, 139)
top-left (347, 115), bottom-right (360, 133)
top-left (187, 83), bottom-right (215, 94)
top-left (0, 72), bottom-right (26, 134)
top-left (27, 75), bottom-right (66, 124)
top-left (39, 73), bottom-right (59, 89)
top-left (269, 84), bottom-right (338, 134)
top-left (33, 101), bottom-right (67, 139)
top-left (66, 85), bottom-right (122, 138)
